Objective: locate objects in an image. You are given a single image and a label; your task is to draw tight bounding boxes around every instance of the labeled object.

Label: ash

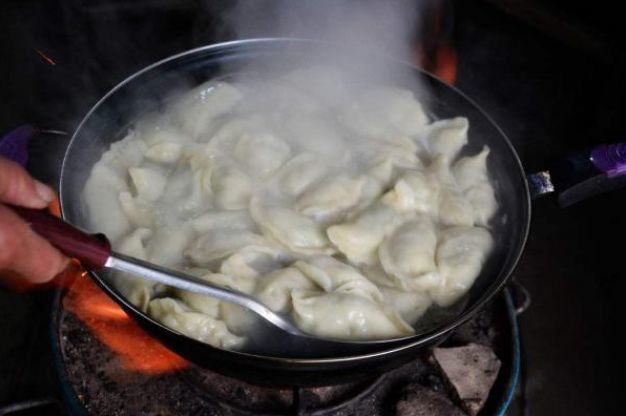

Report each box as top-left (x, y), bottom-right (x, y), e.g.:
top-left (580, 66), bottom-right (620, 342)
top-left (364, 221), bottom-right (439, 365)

top-left (58, 301), bottom-right (506, 416)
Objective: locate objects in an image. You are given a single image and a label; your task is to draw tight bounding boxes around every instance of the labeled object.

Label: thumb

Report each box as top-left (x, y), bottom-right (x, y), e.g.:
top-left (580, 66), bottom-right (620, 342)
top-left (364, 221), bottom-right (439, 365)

top-left (0, 157), bottom-right (56, 208)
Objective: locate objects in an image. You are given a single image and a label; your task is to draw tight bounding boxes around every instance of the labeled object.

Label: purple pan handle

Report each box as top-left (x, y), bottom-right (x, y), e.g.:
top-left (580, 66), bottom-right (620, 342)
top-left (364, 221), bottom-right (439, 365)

top-left (530, 140), bottom-right (626, 207)
top-left (0, 125), bottom-right (38, 166)
top-left (11, 206), bottom-right (111, 271)
top-left (590, 142), bottom-right (626, 177)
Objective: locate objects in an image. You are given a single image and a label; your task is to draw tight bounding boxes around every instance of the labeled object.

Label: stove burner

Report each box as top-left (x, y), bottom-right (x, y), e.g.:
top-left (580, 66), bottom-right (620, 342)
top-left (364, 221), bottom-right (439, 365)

top-left (50, 285), bottom-right (521, 416)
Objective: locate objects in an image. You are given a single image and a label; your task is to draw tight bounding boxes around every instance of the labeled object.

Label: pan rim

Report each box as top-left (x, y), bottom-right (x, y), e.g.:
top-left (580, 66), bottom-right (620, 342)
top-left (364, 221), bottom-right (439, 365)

top-left (59, 37), bottom-right (531, 364)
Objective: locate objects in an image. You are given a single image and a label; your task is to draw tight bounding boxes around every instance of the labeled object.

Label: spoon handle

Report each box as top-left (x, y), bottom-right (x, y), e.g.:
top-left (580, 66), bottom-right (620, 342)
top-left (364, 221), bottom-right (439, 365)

top-left (11, 206), bottom-right (111, 270)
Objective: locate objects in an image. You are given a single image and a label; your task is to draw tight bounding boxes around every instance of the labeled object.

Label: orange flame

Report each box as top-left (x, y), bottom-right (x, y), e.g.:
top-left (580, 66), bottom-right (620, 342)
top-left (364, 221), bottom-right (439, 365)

top-left (63, 270), bottom-right (189, 373)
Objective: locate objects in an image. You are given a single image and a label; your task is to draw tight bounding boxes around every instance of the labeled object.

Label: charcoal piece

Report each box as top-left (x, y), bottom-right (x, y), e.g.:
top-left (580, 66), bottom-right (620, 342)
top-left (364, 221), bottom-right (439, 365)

top-left (432, 343), bottom-right (501, 416)
top-left (395, 384), bottom-right (466, 416)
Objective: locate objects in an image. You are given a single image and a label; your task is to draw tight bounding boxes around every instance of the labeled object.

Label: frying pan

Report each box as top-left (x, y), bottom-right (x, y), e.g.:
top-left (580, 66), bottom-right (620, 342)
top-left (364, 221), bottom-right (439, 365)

top-left (57, 38), bottom-right (531, 386)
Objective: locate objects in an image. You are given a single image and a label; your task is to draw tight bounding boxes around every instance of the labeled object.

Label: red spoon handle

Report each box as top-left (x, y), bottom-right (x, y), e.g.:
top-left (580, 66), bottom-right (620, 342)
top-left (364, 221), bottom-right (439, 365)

top-left (11, 206), bottom-right (111, 270)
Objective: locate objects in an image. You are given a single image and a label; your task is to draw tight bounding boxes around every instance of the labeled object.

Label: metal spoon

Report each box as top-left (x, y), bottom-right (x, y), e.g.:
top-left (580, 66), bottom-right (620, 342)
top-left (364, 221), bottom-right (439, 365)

top-left (12, 206), bottom-right (305, 336)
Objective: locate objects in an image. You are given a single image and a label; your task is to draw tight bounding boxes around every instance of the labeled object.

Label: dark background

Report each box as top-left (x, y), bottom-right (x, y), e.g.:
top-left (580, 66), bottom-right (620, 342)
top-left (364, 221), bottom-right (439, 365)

top-left (1, 0), bottom-right (624, 414)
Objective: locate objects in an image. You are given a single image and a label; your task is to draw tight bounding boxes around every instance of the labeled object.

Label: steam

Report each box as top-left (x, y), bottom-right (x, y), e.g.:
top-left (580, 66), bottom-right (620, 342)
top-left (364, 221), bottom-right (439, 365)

top-left (221, 0), bottom-right (423, 65)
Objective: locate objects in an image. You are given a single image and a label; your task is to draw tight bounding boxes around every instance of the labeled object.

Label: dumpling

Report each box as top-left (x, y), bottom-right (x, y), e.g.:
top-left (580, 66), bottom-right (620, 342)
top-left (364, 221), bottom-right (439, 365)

top-left (220, 245), bottom-right (290, 280)
top-left (207, 115), bottom-right (266, 151)
top-left (142, 125), bottom-right (193, 145)
top-left (198, 273), bottom-right (258, 336)
top-left (176, 81), bottom-right (243, 139)
top-left (291, 289), bottom-right (414, 340)
top-left (294, 255), bottom-right (383, 302)
top-left (452, 147), bottom-right (497, 226)
top-left (175, 270), bottom-right (222, 317)
top-left (276, 153), bottom-right (327, 197)
top-left (379, 218), bottom-right (441, 291)
top-left (438, 190), bottom-right (475, 227)
top-left (326, 202), bottom-right (398, 265)
top-left (117, 228), bottom-right (153, 259)
top-left (250, 197), bottom-right (333, 255)
top-left (145, 142), bottom-right (183, 164)
top-left (432, 226), bottom-right (494, 307)
top-left (97, 132), bottom-right (147, 174)
top-left (382, 170), bottom-right (440, 215)
top-left (420, 117), bottom-right (468, 161)
top-left (255, 267), bottom-right (316, 312)
top-left (341, 87), bottom-right (429, 139)
top-left (147, 297), bottom-right (245, 349)
top-left (234, 132), bottom-right (291, 175)
top-left (142, 126), bottom-right (192, 164)
top-left (191, 211), bottom-right (255, 233)
top-left (118, 191), bottom-right (156, 228)
top-left (425, 157), bottom-right (474, 227)
top-left (84, 164), bottom-right (131, 241)
top-left (160, 165), bottom-right (212, 216)
top-left (128, 167), bottom-right (167, 202)
top-left (380, 287), bottom-right (432, 324)
top-left (211, 165), bottom-right (252, 210)
top-left (147, 225), bottom-right (194, 267)
top-left (112, 228), bottom-right (160, 311)
top-left (185, 229), bottom-right (268, 267)
top-left (295, 175), bottom-right (366, 221)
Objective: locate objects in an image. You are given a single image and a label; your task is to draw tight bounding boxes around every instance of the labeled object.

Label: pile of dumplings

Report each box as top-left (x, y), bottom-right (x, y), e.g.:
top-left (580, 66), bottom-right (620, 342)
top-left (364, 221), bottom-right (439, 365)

top-left (83, 67), bottom-right (497, 350)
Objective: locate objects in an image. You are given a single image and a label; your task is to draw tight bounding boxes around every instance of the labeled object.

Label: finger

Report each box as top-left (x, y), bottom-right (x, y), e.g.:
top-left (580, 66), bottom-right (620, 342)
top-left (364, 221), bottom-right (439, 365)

top-left (0, 157), bottom-right (56, 208)
top-left (0, 205), bottom-right (69, 283)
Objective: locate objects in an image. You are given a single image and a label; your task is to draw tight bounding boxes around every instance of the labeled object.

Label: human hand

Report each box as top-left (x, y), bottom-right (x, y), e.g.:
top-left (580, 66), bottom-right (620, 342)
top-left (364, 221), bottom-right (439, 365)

top-left (0, 156), bottom-right (69, 283)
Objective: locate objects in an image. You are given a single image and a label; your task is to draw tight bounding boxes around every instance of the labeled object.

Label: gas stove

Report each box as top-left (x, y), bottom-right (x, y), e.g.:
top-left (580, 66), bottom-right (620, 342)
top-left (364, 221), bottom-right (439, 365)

top-left (1, 1), bottom-right (624, 415)
top-left (51, 272), bottom-right (522, 416)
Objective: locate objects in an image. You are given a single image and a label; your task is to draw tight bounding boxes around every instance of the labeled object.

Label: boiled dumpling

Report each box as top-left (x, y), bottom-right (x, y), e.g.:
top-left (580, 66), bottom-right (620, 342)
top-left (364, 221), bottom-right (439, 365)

top-left (84, 164), bottom-right (131, 241)
top-left (291, 289), bottom-right (414, 340)
top-left (220, 245), bottom-right (290, 280)
top-left (145, 142), bottom-right (183, 164)
top-left (112, 228), bottom-right (160, 311)
top-left (185, 229), bottom-right (268, 267)
top-left (294, 255), bottom-right (383, 302)
top-left (295, 175), bottom-right (366, 221)
top-left (382, 170), bottom-right (440, 215)
top-left (438, 190), bottom-right (475, 227)
top-left (425, 157), bottom-right (475, 226)
top-left (342, 87), bottom-right (429, 139)
top-left (255, 267), bottom-right (316, 312)
top-left (118, 191), bottom-right (155, 228)
top-left (147, 297), bottom-right (245, 349)
top-left (420, 117), bottom-right (468, 161)
top-left (277, 153), bottom-right (327, 197)
top-left (191, 211), bottom-right (255, 233)
top-left (432, 226), bottom-right (494, 307)
top-left (147, 225), bottom-right (194, 267)
top-left (380, 287), bottom-right (432, 324)
top-left (128, 167), bottom-right (167, 202)
top-left (235, 132), bottom-right (291, 175)
top-left (452, 147), bottom-right (497, 226)
top-left (379, 218), bottom-right (441, 291)
top-left (176, 81), bottom-right (243, 139)
top-left (175, 269), bottom-right (222, 317)
top-left (250, 197), bottom-right (333, 255)
top-left (211, 165), bottom-right (252, 210)
top-left (326, 202), bottom-right (398, 265)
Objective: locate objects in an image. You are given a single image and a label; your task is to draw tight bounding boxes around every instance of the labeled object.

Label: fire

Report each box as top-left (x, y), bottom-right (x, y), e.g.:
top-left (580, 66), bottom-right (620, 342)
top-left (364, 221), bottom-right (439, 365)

top-left (62, 265), bottom-right (189, 374)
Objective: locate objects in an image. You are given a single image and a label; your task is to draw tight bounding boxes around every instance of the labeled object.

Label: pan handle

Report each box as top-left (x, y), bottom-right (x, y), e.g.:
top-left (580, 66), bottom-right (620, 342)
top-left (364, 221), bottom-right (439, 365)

top-left (11, 206), bottom-right (111, 271)
top-left (528, 140), bottom-right (626, 207)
